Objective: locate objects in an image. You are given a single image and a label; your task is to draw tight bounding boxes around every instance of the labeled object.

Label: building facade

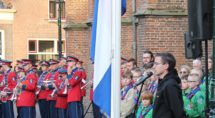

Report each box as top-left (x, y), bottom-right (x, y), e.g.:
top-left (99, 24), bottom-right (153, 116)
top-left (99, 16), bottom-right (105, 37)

top-left (0, 0), bottom-right (66, 63)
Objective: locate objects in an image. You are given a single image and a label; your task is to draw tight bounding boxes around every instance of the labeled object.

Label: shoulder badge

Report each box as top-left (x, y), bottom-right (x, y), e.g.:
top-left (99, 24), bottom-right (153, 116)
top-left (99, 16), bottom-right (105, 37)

top-left (75, 76), bottom-right (79, 80)
top-left (30, 79), bottom-right (33, 84)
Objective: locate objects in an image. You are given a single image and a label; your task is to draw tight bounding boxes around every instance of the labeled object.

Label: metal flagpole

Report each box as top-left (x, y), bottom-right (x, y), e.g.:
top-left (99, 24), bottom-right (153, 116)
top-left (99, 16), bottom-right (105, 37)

top-left (57, 0), bottom-right (62, 59)
top-left (111, 0), bottom-right (121, 117)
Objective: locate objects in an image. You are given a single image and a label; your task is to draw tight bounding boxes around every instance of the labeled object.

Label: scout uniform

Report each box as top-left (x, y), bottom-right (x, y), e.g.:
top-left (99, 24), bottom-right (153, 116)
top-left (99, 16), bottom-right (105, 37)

top-left (16, 59), bottom-right (37, 118)
top-left (182, 89), bottom-right (190, 116)
top-left (199, 73), bottom-right (213, 100)
top-left (136, 104), bottom-right (153, 118)
top-left (185, 86), bottom-right (205, 118)
top-left (120, 83), bottom-right (136, 118)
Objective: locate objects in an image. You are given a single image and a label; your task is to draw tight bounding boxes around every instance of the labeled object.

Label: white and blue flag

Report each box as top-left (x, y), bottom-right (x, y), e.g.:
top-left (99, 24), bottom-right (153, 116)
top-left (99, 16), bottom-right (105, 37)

top-left (90, 0), bottom-right (126, 117)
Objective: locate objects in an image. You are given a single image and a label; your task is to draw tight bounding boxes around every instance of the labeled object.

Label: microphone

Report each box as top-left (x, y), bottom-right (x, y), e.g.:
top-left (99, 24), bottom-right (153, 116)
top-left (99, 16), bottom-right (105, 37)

top-left (133, 72), bottom-right (153, 87)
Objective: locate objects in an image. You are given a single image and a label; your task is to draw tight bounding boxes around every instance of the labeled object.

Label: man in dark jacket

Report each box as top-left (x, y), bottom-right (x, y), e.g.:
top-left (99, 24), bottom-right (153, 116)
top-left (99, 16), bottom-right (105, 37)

top-left (152, 53), bottom-right (187, 118)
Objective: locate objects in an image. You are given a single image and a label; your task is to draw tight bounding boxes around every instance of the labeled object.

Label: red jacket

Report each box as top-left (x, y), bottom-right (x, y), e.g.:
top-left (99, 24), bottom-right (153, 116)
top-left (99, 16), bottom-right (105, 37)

top-left (67, 68), bottom-right (82, 103)
top-left (0, 74), bottom-right (4, 91)
top-left (80, 68), bottom-right (86, 97)
top-left (37, 71), bottom-right (50, 100)
top-left (16, 69), bottom-right (37, 107)
top-left (1, 70), bottom-right (17, 101)
top-left (55, 78), bottom-right (67, 109)
top-left (46, 70), bottom-right (59, 101)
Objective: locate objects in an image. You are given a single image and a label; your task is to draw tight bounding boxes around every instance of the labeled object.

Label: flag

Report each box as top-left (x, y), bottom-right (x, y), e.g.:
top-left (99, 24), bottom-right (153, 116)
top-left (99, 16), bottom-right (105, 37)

top-left (90, 0), bottom-right (126, 117)
top-left (90, 0), bottom-right (126, 63)
top-left (91, 0), bottom-right (112, 116)
top-left (121, 0), bottom-right (126, 16)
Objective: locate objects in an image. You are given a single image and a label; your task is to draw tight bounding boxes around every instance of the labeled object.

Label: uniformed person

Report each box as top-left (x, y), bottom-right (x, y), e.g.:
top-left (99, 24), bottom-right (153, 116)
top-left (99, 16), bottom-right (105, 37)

top-left (1, 60), bottom-right (16, 118)
top-left (136, 92), bottom-right (153, 118)
top-left (16, 59), bottom-right (37, 118)
top-left (66, 56), bottom-right (82, 118)
top-left (37, 61), bottom-right (50, 118)
top-left (120, 71), bottom-right (136, 118)
top-left (76, 60), bottom-right (86, 118)
top-left (55, 68), bottom-right (68, 118)
top-left (0, 61), bottom-right (4, 118)
top-left (46, 59), bottom-right (59, 118)
top-left (185, 71), bottom-right (205, 118)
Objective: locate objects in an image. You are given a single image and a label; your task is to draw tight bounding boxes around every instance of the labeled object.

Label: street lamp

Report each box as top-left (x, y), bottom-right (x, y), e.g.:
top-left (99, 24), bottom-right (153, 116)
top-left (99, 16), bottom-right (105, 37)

top-left (56, 0), bottom-right (62, 59)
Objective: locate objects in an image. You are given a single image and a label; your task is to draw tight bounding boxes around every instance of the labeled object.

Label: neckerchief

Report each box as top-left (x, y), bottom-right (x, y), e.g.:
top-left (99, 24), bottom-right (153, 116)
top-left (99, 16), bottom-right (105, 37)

top-left (141, 105), bottom-right (153, 118)
top-left (121, 83), bottom-right (133, 100)
top-left (134, 90), bottom-right (141, 105)
top-left (147, 81), bottom-right (158, 93)
top-left (186, 86), bottom-right (200, 100)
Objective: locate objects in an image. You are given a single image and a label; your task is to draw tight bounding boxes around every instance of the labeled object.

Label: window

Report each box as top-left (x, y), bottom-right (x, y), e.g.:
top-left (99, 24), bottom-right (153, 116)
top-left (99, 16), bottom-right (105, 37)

top-left (28, 39), bottom-right (66, 61)
top-left (39, 41), bottom-right (54, 52)
top-left (49, 0), bottom-right (65, 20)
top-left (29, 40), bottom-right (37, 52)
top-left (0, 30), bottom-right (5, 59)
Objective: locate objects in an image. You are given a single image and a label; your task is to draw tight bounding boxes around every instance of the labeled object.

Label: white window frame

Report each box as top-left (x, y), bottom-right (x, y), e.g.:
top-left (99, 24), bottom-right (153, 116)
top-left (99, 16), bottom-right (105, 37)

top-left (0, 30), bottom-right (5, 59)
top-left (27, 38), bottom-right (66, 59)
top-left (48, 0), bottom-right (66, 22)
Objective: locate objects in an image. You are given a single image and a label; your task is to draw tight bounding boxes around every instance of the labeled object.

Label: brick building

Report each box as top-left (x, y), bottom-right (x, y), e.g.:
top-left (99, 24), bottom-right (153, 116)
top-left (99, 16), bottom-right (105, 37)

top-left (0, 0), bottom-right (15, 60)
top-left (0, 0), bottom-right (67, 62)
top-left (64, 0), bottom-right (213, 73)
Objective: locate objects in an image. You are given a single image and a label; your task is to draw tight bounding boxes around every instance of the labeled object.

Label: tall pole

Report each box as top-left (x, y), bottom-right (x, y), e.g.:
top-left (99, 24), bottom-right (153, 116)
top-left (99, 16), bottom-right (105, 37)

top-left (211, 0), bottom-right (215, 116)
top-left (111, 0), bottom-right (121, 117)
top-left (57, 0), bottom-right (62, 59)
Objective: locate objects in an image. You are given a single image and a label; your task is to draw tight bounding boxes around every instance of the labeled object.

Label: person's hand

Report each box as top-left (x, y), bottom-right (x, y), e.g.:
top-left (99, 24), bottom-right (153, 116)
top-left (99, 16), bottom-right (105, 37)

top-left (0, 91), bottom-right (7, 97)
top-left (18, 83), bottom-right (23, 88)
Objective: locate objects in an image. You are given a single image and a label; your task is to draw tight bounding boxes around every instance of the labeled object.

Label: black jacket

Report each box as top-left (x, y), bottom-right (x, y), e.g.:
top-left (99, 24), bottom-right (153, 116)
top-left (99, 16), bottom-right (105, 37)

top-left (152, 69), bottom-right (187, 118)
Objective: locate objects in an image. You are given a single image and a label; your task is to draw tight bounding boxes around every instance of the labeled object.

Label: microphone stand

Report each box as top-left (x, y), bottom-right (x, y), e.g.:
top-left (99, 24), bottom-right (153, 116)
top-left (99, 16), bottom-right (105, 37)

top-left (132, 79), bottom-right (146, 118)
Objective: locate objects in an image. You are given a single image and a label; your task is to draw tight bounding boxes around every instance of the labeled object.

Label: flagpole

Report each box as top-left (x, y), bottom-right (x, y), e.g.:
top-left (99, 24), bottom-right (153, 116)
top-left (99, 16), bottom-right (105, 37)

top-left (111, 0), bottom-right (121, 117)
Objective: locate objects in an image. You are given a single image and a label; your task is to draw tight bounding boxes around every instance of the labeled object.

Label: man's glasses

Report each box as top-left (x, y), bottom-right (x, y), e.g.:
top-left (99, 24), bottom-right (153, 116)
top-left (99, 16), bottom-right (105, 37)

top-left (153, 62), bottom-right (163, 66)
top-left (189, 73), bottom-right (199, 76)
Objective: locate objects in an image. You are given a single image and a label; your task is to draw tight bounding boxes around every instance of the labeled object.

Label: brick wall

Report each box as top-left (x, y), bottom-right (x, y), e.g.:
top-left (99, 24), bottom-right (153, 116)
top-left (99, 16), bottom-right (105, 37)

top-left (136, 16), bottom-right (190, 67)
top-left (136, 0), bottom-right (212, 69)
top-left (66, 0), bottom-right (88, 23)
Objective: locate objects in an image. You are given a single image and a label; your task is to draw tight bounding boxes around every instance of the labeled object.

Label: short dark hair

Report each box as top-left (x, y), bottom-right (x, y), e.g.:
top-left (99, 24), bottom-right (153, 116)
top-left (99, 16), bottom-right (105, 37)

top-left (127, 58), bottom-right (137, 67)
top-left (156, 52), bottom-right (176, 71)
top-left (143, 50), bottom-right (154, 61)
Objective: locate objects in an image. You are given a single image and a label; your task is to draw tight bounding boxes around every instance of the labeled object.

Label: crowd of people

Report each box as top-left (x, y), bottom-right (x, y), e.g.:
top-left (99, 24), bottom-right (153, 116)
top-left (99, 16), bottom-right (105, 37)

top-left (119, 51), bottom-right (214, 118)
top-left (0, 56), bottom-right (87, 118)
top-left (0, 50), bottom-right (213, 118)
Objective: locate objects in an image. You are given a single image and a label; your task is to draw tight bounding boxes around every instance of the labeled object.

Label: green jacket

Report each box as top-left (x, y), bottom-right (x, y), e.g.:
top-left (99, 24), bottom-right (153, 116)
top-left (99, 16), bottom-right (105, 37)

top-left (136, 104), bottom-right (153, 118)
top-left (199, 74), bottom-right (213, 100)
top-left (185, 89), bottom-right (205, 118)
top-left (182, 89), bottom-right (190, 116)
